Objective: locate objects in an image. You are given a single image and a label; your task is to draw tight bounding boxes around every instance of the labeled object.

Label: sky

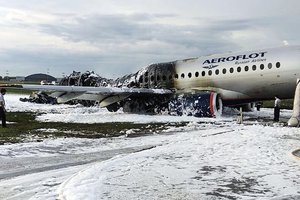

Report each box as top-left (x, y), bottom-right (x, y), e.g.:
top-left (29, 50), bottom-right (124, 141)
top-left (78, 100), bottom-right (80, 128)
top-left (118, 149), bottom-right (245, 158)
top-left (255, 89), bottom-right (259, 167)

top-left (0, 0), bottom-right (299, 78)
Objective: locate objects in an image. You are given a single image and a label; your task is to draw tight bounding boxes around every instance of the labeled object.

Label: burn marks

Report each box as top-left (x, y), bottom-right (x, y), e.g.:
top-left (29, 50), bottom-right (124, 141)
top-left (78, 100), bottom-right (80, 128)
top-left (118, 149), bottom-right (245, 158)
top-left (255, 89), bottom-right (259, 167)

top-left (136, 62), bottom-right (176, 89)
top-left (59, 71), bottom-right (114, 87)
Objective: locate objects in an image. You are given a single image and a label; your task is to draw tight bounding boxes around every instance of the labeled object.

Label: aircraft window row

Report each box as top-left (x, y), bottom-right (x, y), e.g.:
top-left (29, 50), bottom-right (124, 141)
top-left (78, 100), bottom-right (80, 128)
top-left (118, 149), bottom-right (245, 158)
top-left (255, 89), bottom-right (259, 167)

top-left (138, 62), bottom-right (281, 83)
top-left (172, 62), bottom-right (281, 79)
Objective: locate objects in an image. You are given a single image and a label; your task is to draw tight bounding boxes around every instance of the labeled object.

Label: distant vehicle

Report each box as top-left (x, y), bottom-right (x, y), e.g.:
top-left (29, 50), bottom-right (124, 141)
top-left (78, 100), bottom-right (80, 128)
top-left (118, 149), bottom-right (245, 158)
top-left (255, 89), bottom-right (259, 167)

top-left (40, 80), bottom-right (57, 85)
top-left (8, 45), bottom-right (300, 119)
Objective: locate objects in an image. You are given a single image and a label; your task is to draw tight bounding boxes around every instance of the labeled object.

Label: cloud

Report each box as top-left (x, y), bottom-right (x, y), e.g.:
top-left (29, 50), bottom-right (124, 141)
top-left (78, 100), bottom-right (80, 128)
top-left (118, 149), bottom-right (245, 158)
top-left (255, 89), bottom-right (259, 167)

top-left (0, 1), bottom-right (300, 78)
top-left (36, 13), bottom-right (244, 54)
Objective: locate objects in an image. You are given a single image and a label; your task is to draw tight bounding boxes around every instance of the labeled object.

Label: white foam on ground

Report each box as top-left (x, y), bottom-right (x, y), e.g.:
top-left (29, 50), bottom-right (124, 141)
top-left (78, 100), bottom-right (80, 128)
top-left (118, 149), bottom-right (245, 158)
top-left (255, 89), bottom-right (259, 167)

top-left (0, 94), bottom-right (299, 200)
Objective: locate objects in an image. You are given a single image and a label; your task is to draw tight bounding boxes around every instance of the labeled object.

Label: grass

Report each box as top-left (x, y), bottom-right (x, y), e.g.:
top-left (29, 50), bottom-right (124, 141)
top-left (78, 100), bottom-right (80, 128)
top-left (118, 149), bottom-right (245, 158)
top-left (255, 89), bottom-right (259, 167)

top-left (6, 88), bottom-right (34, 95)
top-left (0, 81), bottom-right (40, 95)
top-left (261, 99), bottom-right (293, 109)
top-left (0, 112), bottom-right (187, 145)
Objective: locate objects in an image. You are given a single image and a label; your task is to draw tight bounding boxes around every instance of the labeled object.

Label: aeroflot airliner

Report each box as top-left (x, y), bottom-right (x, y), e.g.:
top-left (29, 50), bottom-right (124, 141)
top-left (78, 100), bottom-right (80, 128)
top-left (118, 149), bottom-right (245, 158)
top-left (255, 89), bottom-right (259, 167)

top-left (12, 45), bottom-right (300, 122)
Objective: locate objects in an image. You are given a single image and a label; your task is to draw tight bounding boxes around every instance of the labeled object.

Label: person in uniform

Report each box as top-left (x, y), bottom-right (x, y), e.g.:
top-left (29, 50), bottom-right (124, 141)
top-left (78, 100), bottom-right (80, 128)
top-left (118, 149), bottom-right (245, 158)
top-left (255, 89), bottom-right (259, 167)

top-left (274, 96), bottom-right (281, 122)
top-left (0, 88), bottom-right (7, 127)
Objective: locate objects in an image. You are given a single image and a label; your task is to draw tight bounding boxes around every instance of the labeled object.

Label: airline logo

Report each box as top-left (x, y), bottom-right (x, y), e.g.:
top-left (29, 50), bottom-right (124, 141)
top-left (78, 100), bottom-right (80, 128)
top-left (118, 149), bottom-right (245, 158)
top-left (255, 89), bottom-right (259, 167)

top-left (202, 51), bottom-right (267, 68)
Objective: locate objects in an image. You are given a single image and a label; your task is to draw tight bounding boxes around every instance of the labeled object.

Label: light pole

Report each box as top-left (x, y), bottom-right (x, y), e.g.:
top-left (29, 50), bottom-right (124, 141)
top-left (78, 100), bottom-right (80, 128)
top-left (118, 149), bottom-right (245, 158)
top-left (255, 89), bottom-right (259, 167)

top-left (46, 68), bottom-right (50, 83)
top-left (5, 70), bottom-right (9, 81)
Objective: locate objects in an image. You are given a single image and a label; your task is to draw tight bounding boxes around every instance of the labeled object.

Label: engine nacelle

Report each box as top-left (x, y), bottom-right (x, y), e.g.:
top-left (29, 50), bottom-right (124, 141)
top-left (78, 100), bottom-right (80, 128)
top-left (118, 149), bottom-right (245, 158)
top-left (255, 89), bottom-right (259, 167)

top-left (169, 92), bottom-right (223, 117)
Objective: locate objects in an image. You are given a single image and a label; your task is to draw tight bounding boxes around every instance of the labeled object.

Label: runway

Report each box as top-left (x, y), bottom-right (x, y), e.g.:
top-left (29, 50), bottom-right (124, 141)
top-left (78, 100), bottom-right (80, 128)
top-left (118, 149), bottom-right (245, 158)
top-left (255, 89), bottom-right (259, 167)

top-left (0, 94), bottom-right (299, 200)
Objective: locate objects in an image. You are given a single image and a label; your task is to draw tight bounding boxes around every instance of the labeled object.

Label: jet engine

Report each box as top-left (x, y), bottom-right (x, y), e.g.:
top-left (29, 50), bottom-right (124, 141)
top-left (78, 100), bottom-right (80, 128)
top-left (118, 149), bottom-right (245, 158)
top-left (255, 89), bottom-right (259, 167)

top-left (169, 92), bottom-right (223, 117)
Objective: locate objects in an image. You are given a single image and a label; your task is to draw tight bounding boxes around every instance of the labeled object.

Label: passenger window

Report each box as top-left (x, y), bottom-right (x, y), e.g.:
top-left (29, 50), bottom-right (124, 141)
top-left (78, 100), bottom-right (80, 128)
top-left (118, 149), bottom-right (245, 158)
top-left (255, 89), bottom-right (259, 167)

top-left (150, 75), bottom-right (154, 82)
top-left (181, 73), bottom-right (185, 78)
top-left (276, 62), bottom-right (281, 68)
top-left (268, 63), bottom-right (272, 69)
top-left (245, 66), bottom-right (249, 71)
top-left (252, 65), bottom-right (257, 71)
top-left (237, 67), bottom-right (241, 72)
top-left (208, 70), bottom-right (212, 76)
top-left (175, 74), bottom-right (179, 79)
top-left (230, 68), bottom-right (234, 73)
top-left (215, 69), bottom-right (219, 75)
top-left (195, 72), bottom-right (199, 77)
top-left (145, 77), bottom-right (148, 82)
top-left (222, 68), bottom-right (226, 74)
top-left (202, 71), bottom-right (205, 76)
top-left (169, 75), bottom-right (172, 80)
top-left (188, 72), bottom-right (192, 78)
top-left (260, 64), bottom-right (264, 70)
top-left (162, 75), bottom-right (166, 81)
top-left (139, 76), bottom-right (143, 83)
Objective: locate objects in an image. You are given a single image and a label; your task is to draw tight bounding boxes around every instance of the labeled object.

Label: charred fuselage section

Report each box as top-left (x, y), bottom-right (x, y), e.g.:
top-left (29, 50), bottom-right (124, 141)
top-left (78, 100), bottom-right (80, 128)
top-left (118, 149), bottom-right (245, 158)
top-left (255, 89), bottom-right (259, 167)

top-left (60, 61), bottom-right (176, 89)
top-left (26, 62), bottom-right (222, 117)
top-left (114, 62), bottom-right (177, 113)
top-left (59, 63), bottom-right (177, 112)
top-left (135, 62), bottom-right (176, 89)
top-left (59, 71), bottom-right (114, 87)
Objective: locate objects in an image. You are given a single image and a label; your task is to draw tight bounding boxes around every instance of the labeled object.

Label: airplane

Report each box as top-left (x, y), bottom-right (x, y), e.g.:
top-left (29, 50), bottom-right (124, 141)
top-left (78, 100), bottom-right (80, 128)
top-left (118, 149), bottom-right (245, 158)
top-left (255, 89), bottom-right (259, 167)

top-left (4, 45), bottom-right (300, 126)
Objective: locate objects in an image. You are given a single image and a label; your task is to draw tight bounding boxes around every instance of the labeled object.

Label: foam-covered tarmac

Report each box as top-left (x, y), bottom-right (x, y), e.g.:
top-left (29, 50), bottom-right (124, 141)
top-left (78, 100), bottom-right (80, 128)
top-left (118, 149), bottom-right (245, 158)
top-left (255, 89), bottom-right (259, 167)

top-left (1, 94), bottom-right (300, 200)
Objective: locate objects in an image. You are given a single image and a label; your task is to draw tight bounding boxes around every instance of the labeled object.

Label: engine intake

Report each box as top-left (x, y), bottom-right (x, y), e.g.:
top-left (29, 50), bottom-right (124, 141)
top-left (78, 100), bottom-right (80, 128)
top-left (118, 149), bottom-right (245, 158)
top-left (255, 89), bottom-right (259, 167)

top-left (169, 92), bottom-right (223, 117)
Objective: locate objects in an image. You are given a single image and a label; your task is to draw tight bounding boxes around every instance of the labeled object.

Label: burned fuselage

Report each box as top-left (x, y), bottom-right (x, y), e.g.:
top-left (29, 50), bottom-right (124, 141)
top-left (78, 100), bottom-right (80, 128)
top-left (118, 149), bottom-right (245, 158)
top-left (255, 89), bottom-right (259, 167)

top-left (57, 58), bottom-right (222, 117)
top-left (60, 61), bottom-right (177, 89)
top-left (59, 63), bottom-right (177, 113)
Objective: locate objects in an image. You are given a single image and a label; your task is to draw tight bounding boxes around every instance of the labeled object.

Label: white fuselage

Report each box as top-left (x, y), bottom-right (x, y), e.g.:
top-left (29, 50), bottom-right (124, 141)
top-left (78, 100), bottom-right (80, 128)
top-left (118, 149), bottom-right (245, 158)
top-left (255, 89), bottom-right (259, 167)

top-left (174, 45), bottom-right (300, 103)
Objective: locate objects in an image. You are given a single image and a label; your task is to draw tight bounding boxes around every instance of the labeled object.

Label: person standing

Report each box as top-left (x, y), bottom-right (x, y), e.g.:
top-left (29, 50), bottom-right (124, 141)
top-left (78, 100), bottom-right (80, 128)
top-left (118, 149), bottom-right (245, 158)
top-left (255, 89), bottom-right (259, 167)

top-left (274, 96), bottom-right (281, 122)
top-left (0, 88), bottom-right (7, 127)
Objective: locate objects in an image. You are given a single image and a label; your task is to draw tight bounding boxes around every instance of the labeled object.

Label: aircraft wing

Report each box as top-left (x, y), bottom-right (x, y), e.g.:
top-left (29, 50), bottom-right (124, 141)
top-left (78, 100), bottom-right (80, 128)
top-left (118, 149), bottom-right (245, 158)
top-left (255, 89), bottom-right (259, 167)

top-left (20, 84), bottom-right (173, 94)
top-left (16, 84), bottom-right (174, 107)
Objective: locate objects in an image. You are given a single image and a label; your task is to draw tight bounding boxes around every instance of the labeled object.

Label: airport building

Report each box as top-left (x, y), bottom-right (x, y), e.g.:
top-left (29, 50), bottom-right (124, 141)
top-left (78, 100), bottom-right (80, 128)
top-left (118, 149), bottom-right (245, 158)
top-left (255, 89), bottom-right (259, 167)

top-left (25, 73), bottom-right (57, 83)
